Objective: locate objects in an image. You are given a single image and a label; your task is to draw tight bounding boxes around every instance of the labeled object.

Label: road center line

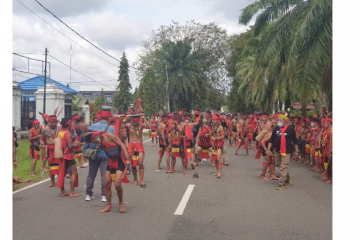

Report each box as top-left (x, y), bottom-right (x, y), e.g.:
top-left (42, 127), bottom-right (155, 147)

top-left (174, 184), bottom-right (195, 215)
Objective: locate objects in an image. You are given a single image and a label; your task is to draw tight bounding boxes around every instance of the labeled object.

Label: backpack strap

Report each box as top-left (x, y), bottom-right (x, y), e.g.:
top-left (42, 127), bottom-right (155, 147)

top-left (105, 124), bottom-right (110, 132)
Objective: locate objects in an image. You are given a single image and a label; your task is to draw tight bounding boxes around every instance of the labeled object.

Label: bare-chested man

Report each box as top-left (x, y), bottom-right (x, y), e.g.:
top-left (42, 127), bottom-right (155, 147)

top-left (29, 119), bottom-right (41, 176)
top-left (40, 114), bottom-right (50, 172)
top-left (210, 115), bottom-right (225, 178)
top-left (72, 114), bottom-right (86, 168)
top-left (257, 121), bottom-right (279, 180)
top-left (41, 115), bottom-right (61, 187)
top-left (157, 114), bottom-right (171, 172)
top-left (57, 117), bottom-right (82, 197)
top-left (85, 130), bottom-right (130, 213)
top-left (230, 114), bottom-right (238, 146)
top-left (125, 114), bottom-right (150, 187)
top-left (150, 114), bottom-right (158, 147)
top-left (169, 113), bottom-right (185, 173)
top-left (195, 118), bottom-right (211, 164)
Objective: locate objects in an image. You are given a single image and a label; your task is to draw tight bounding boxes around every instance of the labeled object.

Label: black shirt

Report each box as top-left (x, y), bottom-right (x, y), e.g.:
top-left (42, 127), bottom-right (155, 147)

top-left (270, 125), bottom-right (298, 153)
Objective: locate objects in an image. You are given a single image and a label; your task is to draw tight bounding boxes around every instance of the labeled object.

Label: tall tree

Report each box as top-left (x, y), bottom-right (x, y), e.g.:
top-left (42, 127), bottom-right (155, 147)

top-left (91, 88), bottom-right (105, 119)
top-left (238, 0), bottom-right (332, 111)
top-left (113, 52), bottom-right (132, 111)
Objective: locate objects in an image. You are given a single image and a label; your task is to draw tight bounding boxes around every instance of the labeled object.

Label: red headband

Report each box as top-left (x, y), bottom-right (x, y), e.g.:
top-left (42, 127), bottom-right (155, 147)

top-left (272, 114), bottom-right (279, 118)
top-left (109, 117), bottom-right (117, 122)
top-left (95, 114), bottom-right (100, 119)
top-left (261, 114), bottom-right (268, 117)
top-left (32, 120), bottom-right (40, 126)
top-left (185, 117), bottom-right (190, 120)
top-left (100, 111), bottom-right (112, 118)
top-left (72, 115), bottom-right (80, 120)
top-left (131, 117), bottom-right (140, 122)
top-left (326, 118), bottom-right (332, 123)
top-left (49, 116), bottom-right (58, 122)
top-left (42, 114), bottom-right (49, 120)
top-left (321, 118), bottom-right (326, 122)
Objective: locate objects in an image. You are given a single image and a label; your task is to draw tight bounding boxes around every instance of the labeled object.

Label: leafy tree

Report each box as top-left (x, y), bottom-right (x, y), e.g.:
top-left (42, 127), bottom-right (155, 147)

top-left (113, 52), bottom-right (132, 111)
top-left (137, 67), bottom-right (164, 116)
top-left (136, 21), bottom-right (230, 112)
top-left (91, 88), bottom-right (105, 120)
top-left (237, 0), bottom-right (332, 113)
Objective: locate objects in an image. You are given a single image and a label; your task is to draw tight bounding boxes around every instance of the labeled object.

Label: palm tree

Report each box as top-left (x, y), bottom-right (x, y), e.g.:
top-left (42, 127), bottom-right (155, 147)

top-left (155, 39), bottom-right (208, 111)
top-left (238, 0), bottom-right (332, 111)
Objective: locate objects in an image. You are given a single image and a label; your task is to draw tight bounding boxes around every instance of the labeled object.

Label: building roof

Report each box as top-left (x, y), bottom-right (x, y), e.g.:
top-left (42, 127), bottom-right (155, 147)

top-left (18, 76), bottom-right (78, 94)
top-left (73, 94), bottom-right (89, 108)
top-left (293, 102), bottom-right (315, 110)
top-left (79, 85), bottom-right (117, 92)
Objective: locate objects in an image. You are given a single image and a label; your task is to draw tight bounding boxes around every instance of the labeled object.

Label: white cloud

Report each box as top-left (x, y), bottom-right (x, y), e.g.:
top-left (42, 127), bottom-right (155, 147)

top-left (13, 0), bottom-right (254, 92)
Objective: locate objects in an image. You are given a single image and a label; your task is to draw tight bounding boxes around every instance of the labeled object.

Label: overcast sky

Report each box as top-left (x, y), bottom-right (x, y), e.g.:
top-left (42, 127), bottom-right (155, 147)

top-left (13, 0), bottom-right (254, 92)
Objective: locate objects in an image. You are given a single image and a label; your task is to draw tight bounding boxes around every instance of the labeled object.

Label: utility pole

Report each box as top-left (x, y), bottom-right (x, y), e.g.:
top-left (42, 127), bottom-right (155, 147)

top-left (165, 64), bottom-right (170, 113)
top-left (43, 48), bottom-right (48, 114)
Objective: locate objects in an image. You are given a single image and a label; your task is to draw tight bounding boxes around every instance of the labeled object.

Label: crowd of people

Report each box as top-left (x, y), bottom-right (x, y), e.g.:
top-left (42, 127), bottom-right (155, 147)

top-left (12, 99), bottom-right (332, 213)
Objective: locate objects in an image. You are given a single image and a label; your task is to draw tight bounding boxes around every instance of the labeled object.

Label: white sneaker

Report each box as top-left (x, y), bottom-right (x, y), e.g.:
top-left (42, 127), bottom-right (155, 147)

top-left (101, 196), bottom-right (106, 202)
top-left (85, 195), bottom-right (95, 201)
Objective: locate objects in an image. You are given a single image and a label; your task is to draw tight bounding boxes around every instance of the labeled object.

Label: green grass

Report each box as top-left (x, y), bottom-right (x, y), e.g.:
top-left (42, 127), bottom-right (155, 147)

top-left (13, 140), bottom-right (84, 191)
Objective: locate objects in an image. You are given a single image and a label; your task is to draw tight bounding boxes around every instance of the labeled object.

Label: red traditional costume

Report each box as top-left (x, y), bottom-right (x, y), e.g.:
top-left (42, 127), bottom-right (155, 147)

top-left (56, 127), bottom-right (79, 189)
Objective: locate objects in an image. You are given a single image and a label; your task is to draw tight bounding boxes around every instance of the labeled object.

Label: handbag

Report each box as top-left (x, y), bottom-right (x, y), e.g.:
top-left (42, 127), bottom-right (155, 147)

top-left (83, 143), bottom-right (100, 161)
top-left (104, 147), bottom-right (120, 159)
top-left (54, 137), bottom-right (64, 158)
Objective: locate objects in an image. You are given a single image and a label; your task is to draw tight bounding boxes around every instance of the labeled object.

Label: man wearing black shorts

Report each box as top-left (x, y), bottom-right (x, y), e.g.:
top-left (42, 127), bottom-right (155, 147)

top-left (57, 117), bottom-right (82, 197)
top-left (85, 130), bottom-right (130, 213)
top-left (157, 114), bottom-right (171, 172)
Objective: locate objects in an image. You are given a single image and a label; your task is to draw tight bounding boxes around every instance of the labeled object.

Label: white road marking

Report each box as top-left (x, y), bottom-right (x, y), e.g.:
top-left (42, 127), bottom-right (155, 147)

top-left (13, 163), bottom-right (89, 194)
top-left (174, 184), bottom-right (195, 215)
top-left (14, 139), bottom-right (152, 194)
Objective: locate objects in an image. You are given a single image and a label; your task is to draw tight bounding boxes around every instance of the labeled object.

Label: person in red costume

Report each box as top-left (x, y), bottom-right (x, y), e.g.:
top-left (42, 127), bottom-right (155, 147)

top-left (85, 130), bottom-right (130, 213)
top-left (195, 118), bottom-right (211, 165)
top-left (150, 114), bottom-right (158, 147)
top-left (28, 119), bottom-right (41, 176)
top-left (179, 114), bottom-right (199, 174)
top-left (210, 115), bottom-right (225, 178)
top-left (169, 113), bottom-right (185, 173)
top-left (72, 114), bottom-right (86, 168)
top-left (124, 113), bottom-right (150, 187)
top-left (320, 114), bottom-right (332, 183)
top-left (41, 115), bottom-right (61, 187)
top-left (157, 114), bottom-right (171, 172)
top-left (40, 114), bottom-right (50, 172)
top-left (56, 117), bottom-right (82, 197)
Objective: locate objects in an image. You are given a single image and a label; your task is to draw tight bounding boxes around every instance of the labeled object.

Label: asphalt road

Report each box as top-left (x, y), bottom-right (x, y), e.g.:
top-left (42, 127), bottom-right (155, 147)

top-left (13, 139), bottom-right (332, 240)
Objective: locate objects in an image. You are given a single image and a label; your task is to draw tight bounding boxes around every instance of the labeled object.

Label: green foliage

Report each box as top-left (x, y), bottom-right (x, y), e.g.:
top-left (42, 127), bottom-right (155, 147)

top-left (136, 21), bottom-right (230, 112)
top-left (228, 0), bottom-right (332, 113)
top-left (307, 110), bottom-right (317, 117)
top-left (113, 52), bottom-right (132, 112)
top-left (138, 67), bottom-right (164, 116)
top-left (91, 88), bottom-right (105, 120)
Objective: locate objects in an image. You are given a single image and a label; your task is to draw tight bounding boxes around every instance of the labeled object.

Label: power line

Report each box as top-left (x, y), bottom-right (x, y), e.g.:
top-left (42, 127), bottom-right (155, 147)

top-left (34, 0), bottom-right (138, 70)
top-left (47, 54), bottom-right (116, 90)
top-left (13, 52), bottom-right (44, 55)
top-left (13, 69), bottom-right (42, 76)
top-left (16, 0), bottom-right (118, 68)
top-left (13, 52), bottom-right (46, 62)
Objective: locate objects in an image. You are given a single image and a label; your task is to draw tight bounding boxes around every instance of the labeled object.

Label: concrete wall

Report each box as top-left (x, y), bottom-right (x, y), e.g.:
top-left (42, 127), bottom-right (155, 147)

top-left (35, 83), bottom-right (65, 121)
top-left (13, 81), bottom-right (21, 130)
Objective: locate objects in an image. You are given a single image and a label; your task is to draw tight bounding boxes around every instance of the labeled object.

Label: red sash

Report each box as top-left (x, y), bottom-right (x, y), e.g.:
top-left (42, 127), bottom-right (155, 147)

top-left (280, 124), bottom-right (288, 156)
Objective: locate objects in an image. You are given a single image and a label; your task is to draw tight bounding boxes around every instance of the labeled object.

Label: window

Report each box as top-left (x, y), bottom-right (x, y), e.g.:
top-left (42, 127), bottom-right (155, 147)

top-left (83, 94), bottom-right (90, 100)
